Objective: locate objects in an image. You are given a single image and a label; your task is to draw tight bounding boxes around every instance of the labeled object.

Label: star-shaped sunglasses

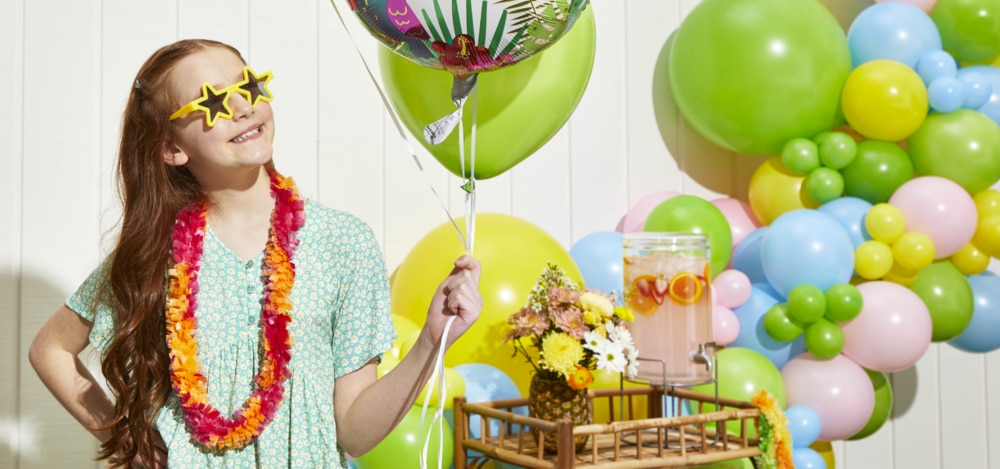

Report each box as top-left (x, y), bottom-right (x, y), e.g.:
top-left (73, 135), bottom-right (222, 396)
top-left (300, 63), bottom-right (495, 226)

top-left (169, 66), bottom-right (274, 127)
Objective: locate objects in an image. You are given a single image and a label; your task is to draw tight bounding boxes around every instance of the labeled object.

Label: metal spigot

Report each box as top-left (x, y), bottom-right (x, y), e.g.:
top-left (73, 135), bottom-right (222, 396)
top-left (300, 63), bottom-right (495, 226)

top-left (692, 343), bottom-right (713, 373)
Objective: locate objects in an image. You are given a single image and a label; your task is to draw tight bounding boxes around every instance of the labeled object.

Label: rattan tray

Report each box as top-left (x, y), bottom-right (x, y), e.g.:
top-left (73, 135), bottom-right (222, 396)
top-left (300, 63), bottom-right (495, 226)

top-left (454, 386), bottom-right (762, 469)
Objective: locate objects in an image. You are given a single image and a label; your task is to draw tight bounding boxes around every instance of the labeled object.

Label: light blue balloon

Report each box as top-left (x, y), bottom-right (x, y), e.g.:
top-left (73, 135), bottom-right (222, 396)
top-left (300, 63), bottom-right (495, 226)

top-left (731, 227), bottom-right (768, 285)
top-left (785, 405), bottom-right (823, 448)
top-left (570, 230), bottom-right (624, 298)
top-left (793, 447), bottom-right (828, 469)
top-left (731, 284), bottom-right (806, 369)
top-left (761, 209), bottom-right (855, 298)
top-left (818, 196), bottom-right (873, 248)
top-left (928, 76), bottom-right (965, 113)
top-left (957, 69), bottom-right (994, 109)
top-left (916, 50), bottom-right (958, 85)
top-left (453, 363), bottom-right (526, 439)
top-left (846, 2), bottom-right (942, 68)
top-left (966, 65), bottom-right (1000, 127)
top-left (948, 271), bottom-right (1000, 353)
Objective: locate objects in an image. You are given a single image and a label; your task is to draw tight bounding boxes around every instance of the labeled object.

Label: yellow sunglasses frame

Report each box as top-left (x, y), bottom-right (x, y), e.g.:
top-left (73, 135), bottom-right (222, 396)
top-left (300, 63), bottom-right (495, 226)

top-left (169, 66), bottom-right (274, 127)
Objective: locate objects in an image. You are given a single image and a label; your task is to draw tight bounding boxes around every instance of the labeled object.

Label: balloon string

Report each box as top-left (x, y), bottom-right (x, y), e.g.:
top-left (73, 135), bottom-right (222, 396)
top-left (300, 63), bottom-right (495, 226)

top-left (419, 315), bottom-right (456, 469)
top-left (327, 0), bottom-right (469, 253)
top-left (467, 86), bottom-right (478, 257)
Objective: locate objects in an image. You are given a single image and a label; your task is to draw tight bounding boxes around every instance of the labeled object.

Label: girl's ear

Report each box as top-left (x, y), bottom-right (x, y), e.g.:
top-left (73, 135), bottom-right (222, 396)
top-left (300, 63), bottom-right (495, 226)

top-left (163, 143), bottom-right (188, 167)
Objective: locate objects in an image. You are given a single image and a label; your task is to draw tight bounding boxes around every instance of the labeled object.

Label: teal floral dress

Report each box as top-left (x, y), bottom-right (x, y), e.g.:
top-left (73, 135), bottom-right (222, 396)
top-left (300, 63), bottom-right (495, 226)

top-left (68, 201), bottom-right (396, 468)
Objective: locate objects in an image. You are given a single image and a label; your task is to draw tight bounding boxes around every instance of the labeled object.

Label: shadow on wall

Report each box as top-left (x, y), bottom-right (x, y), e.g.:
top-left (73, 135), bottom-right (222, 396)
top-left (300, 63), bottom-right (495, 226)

top-left (2, 269), bottom-right (102, 468)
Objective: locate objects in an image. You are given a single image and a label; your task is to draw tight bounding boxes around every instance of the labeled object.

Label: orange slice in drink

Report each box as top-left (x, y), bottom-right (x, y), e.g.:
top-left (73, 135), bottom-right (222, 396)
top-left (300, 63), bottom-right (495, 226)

top-left (626, 275), bottom-right (660, 316)
top-left (668, 272), bottom-right (703, 305)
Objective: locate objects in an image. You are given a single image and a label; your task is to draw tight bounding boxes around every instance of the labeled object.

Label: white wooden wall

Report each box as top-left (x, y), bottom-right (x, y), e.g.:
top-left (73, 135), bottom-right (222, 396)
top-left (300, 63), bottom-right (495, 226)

top-left (2, 0), bottom-right (998, 468)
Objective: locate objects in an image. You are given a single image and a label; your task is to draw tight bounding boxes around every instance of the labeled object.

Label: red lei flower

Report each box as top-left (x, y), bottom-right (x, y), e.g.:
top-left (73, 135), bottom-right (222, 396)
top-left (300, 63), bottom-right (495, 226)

top-left (165, 170), bottom-right (305, 450)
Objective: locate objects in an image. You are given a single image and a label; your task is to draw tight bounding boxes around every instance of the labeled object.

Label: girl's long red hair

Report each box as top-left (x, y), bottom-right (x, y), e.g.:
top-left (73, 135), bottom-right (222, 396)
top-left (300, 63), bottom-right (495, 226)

top-left (97, 39), bottom-right (243, 467)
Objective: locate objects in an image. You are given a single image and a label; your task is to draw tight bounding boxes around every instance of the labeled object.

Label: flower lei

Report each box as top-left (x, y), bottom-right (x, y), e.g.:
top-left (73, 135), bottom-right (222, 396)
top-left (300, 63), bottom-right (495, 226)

top-left (165, 170), bottom-right (305, 450)
top-left (751, 390), bottom-right (794, 469)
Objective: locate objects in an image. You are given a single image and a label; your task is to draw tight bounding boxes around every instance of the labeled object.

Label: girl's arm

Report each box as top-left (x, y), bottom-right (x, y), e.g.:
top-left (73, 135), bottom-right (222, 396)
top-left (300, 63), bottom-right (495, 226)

top-left (333, 255), bottom-right (482, 456)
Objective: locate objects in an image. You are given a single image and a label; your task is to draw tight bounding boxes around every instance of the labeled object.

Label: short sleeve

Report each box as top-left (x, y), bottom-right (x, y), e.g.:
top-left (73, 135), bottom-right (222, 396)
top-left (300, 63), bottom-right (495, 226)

top-left (65, 260), bottom-right (116, 352)
top-left (330, 218), bottom-right (396, 378)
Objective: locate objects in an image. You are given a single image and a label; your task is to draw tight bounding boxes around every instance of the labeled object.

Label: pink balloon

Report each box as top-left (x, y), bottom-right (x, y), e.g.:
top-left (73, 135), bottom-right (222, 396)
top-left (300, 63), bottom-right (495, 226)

top-left (712, 198), bottom-right (763, 246)
top-left (781, 353), bottom-right (875, 441)
top-left (713, 269), bottom-right (752, 308)
top-left (888, 176), bottom-right (978, 258)
top-left (621, 191), bottom-right (680, 233)
top-left (875, 0), bottom-right (937, 13)
top-left (841, 281), bottom-right (932, 372)
top-left (713, 304), bottom-right (740, 346)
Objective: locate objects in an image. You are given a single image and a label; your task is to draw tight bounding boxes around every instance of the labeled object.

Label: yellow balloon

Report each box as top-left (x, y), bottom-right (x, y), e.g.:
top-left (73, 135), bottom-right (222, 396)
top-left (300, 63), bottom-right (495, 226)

top-left (391, 213), bottom-right (582, 395)
top-left (892, 231), bottom-right (935, 272)
top-left (748, 157), bottom-right (820, 225)
top-left (974, 189), bottom-right (1000, 221)
top-left (951, 243), bottom-right (991, 276)
top-left (377, 351), bottom-right (401, 378)
top-left (973, 215), bottom-right (1000, 258)
top-left (589, 370), bottom-right (649, 423)
top-left (855, 240), bottom-right (894, 280)
top-left (884, 262), bottom-right (919, 286)
top-left (810, 440), bottom-right (836, 468)
top-left (865, 203), bottom-right (906, 244)
top-left (416, 367), bottom-right (466, 409)
top-left (841, 60), bottom-right (928, 141)
top-left (391, 314), bottom-right (421, 354)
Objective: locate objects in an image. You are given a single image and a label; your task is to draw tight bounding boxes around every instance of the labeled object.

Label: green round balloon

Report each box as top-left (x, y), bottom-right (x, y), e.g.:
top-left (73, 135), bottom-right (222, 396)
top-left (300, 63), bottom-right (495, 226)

top-left (693, 458), bottom-right (756, 469)
top-left (816, 131), bottom-right (858, 170)
top-left (804, 318), bottom-right (844, 360)
top-left (782, 137), bottom-right (821, 174)
top-left (669, 0), bottom-right (850, 155)
top-left (908, 260), bottom-right (974, 342)
top-left (643, 195), bottom-right (733, 277)
top-left (764, 303), bottom-right (806, 342)
top-left (841, 140), bottom-right (914, 204)
top-left (787, 284), bottom-right (827, 324)
top-left (909, 109), bottom-right (1000, 195)
top-left (825, 283), bottom-right (863, 322)
top-left (931, 0), bottom-right (1000, 63)
top-left (691, 347), bottom-right (786, 439)
top-left (805, 167), bottom-right (845, 204)
top-left (378, 7), bottom-right (596, 180)
top-left (848, 369), bottom-right (893, 440)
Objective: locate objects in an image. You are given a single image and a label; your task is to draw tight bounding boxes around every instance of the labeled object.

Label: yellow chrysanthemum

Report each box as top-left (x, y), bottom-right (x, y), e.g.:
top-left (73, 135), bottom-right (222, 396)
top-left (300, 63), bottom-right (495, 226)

top-left (540, 332), bottom-right (586, 379)
top-left (582, 310), bottom-right (602, 326)
top-left (614, 305), bottom-right (635, 322)
top-left (580, 292), bottom-right (614, 318)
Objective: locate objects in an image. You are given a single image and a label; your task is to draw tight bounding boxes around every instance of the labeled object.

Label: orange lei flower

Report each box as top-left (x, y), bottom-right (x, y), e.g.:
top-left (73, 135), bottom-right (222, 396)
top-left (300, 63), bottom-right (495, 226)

top-left (751, 390), bottom-right (794, 469)
top-left (166, 170), bottom-right (304, 450)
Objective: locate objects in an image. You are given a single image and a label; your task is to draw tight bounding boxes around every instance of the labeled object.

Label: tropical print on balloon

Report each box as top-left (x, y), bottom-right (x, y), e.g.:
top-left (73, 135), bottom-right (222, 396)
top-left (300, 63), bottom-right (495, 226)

top-left (347, 0), bottom-right (589, 80)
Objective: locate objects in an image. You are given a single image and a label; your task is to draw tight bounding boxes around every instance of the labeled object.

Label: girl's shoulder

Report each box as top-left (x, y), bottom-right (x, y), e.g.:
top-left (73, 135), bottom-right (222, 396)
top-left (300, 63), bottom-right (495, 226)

top-left (301, 200), bottom-right (379, 247)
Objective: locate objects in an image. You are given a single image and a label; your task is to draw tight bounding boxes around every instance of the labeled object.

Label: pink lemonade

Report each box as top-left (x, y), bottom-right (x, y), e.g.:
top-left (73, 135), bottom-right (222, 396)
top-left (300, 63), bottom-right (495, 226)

top-left (622, 233), bottom-right (714, 385)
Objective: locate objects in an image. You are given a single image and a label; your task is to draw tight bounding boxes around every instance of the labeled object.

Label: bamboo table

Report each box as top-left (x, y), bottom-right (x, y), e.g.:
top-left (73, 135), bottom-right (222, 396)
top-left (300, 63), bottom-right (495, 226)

top-left (453, 386), bottom-right (762, 469)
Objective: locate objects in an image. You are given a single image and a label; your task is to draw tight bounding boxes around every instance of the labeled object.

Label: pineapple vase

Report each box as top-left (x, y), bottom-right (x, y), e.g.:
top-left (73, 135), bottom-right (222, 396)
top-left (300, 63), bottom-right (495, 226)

top-left (527, 373), bottom-right (593, 454)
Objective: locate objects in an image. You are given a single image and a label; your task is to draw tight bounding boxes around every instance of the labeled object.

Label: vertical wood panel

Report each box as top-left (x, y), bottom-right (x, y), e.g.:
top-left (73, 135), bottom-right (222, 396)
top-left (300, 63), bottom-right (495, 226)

top-left (892, 348), bottom-right (943, 469)
top-left (940, 347), bottom-right (989, 468)
top-left (20, 0), bottom-right (104, 467)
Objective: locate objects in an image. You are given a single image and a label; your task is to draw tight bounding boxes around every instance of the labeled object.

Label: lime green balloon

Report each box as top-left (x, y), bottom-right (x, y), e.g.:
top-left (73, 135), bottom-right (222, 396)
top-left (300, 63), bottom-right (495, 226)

top-left (644, 195), bottom-right (733, 277)
top-left (804, 318), bottom-right (845, 359)
top-left (908, 260), bottom-right (974, 342)
top-left (931, 0), bottom-right (1000, 63)
top-left (787, 284), bottom-right (827, 324)
top-left (669, 0), bottom-right (850, 155)
top-left (848, 369), bottom-right (893, 441)
top-left (782, 137), bottom-right (821, 174)
top-left (691, 347), bottom-right (786, 439)
top-left (764, 303), bottom-right (806, 342)
top-left (378, 7), bottom-right (596, 180)
top-left (825, 283), bottom-right (863, 322)
top-left (841, 140), bottom-right (914, 204)
top-left (909, 109), bottom-right (1000, 195)
top-left (694, 458), bottom-right (756, 469)
top-left (815, 131), bottom-right (858, 170)
top-left (805, 167), bottom-right (845, 204)
top-left (354, 406), bottom-right (453, 469)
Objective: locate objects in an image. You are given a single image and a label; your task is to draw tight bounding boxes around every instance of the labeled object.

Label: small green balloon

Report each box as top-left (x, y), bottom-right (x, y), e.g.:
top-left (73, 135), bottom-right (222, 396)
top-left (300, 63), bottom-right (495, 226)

top-left (788, 284), bottom-right (828, 323)
top-left (848, 369), bottom-right (893, 440)
top-left (804, 318), bottom-right (845, 359)
top-left (764, 303), bottom-right (806, 342)
top-left (805, 167), bottom-right (845, 204)
top-left (782, 137), bottom-right (821, 174)
top-left (816, 131), bottom-right (858, 169)
top-left (908, 260), bottom-right (974, 342)
top-left (644, 195), bottom-right (733, 277)
top-left (931, 0), bottom-right (1000, 63)
top-left (841, 140), bottom-right (914, 204)
top-left (693, 458), bottom-right (756, 469)
top-left (825, 283), bottom-right (863, 322)
top-left (909, 109), bottom-right (1000, 195)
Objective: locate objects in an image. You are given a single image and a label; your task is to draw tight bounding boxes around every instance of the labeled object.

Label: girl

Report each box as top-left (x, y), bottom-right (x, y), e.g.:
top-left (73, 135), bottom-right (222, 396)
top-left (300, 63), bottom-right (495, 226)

top-left (28, 39), bottom-right (482, 468)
